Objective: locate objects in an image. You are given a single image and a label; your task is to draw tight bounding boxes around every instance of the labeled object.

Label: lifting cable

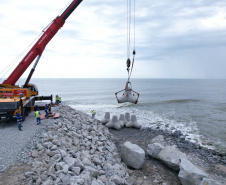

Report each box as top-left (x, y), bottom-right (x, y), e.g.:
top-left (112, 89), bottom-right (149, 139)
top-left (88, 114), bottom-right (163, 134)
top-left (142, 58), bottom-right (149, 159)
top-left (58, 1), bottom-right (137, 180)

top-left (115, 0), bottom-right (139, 104)
top-left (126, 0), bottom-right (136, 82)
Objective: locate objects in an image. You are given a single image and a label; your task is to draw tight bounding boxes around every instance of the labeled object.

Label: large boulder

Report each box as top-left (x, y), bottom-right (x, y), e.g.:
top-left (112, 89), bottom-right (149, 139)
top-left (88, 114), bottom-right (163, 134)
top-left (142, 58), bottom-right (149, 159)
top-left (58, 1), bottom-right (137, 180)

top-left (106, 115), bottom-right (121, 130)
top-left (178, 158), bottom-right (207, 185)
top-left (121, 141), bottom-right (145, 169)
top-left (199, 178), bottom-right (222, 185)
top-left (147, 143), bottom-right (164, 159)
top-left (150, 135), bottom-right (165, 146)
top-left (101, 112), bottom-right (111, 124)
top-left (158, 145), bottom-right (187, 171)
top-left (125, 115), bottom-right (141, 128)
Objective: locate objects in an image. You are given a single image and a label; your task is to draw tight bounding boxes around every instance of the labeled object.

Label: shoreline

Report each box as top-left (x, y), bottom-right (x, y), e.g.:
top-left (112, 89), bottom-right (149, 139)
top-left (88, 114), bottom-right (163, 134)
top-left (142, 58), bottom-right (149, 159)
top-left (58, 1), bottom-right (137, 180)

top-left (70, 104), bottom-right (226, 155)
top-left (0, 104), bottom-right (225, 184)
top-left (138, 123), bottom-right (225, 155)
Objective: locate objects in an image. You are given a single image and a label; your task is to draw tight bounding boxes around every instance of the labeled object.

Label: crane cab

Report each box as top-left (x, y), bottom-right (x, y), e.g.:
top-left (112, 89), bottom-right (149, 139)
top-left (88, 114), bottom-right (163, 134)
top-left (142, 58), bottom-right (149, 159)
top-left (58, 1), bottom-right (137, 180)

top-left (0, 91), bottom-right (28, 121)
top-left (23, 83), bottom-right (39, 96)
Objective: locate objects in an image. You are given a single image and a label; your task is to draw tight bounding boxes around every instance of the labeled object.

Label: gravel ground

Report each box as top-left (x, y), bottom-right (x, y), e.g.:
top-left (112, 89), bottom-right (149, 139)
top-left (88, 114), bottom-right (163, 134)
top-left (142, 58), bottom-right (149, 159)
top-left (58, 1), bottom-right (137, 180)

top-left (0, 107), bottom-right (56, 173)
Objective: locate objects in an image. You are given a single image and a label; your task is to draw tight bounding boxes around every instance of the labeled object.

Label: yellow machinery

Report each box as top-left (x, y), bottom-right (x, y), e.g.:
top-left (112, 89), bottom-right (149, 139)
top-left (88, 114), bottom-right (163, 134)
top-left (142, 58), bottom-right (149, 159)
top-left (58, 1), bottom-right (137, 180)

top-left (0, 84), bottom-right (51, 121)
top-left (0, 0), bottom-right (82, 121)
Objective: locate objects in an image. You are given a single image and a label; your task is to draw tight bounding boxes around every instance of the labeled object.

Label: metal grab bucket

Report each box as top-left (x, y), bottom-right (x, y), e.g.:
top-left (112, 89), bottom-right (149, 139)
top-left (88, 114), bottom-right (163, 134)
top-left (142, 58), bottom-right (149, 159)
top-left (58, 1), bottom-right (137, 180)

top-left (115, 81), bottom-right (139, 104)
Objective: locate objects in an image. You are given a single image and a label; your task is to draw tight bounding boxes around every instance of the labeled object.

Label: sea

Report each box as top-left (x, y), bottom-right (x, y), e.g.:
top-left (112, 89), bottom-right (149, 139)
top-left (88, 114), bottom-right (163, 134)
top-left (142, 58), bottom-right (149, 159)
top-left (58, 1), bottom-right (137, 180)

top-left (17, 78), bottom-right (226, 153)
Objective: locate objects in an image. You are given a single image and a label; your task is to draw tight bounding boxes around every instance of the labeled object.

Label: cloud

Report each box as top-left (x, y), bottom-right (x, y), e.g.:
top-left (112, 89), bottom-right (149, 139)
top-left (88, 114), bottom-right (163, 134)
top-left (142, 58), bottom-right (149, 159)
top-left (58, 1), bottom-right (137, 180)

top-left (1, 0), bottom-right (226, 82)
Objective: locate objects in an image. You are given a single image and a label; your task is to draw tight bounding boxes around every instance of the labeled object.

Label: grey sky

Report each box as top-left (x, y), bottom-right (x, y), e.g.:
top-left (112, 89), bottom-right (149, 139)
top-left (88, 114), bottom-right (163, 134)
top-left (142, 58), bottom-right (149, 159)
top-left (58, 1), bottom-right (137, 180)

top-left (0, 0), bottom-right (226, 80)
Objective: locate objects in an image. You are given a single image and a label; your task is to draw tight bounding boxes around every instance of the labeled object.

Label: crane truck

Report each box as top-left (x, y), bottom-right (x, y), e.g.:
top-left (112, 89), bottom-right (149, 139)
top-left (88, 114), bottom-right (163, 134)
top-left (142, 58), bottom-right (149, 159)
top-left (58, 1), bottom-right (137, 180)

top-left (0, 0), bottom-right (83, 121)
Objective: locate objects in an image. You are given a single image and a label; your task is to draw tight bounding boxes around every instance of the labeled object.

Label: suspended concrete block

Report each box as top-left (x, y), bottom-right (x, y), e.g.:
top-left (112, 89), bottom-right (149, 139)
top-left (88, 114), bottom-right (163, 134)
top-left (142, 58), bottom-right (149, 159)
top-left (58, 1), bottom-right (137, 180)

top-left (117, 89), bottom-right (138, 104)
top-left (125, 115), bottom-right (141, 128)
top-left (101, 112), bottom-right (111, 124)
top-left (106, 115), bottom-right (121, 130)
top-left (125, 112), bottom-right (130, 123)
top-left (115, 82), bottom-right (139, 104)
top-left (119, 114), bottom-right (126, 127)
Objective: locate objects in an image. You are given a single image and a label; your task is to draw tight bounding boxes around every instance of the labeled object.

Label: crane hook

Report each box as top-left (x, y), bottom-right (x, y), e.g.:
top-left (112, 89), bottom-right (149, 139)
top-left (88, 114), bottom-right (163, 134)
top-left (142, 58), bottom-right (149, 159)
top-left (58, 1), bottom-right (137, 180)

top-left (127, 58), bottom-right (131, 72)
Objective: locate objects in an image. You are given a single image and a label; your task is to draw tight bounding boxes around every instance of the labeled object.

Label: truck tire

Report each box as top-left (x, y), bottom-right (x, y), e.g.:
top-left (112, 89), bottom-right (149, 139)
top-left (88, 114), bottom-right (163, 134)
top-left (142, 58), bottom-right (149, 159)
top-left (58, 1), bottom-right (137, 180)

top-left (25, 110), bottom-right (29, 116)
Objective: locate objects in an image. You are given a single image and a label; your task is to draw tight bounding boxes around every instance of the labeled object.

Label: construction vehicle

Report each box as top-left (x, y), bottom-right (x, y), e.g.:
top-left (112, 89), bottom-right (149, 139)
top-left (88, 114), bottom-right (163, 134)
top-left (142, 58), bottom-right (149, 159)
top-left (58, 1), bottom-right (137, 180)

top-left (0, 0), bottom-right (83, 121)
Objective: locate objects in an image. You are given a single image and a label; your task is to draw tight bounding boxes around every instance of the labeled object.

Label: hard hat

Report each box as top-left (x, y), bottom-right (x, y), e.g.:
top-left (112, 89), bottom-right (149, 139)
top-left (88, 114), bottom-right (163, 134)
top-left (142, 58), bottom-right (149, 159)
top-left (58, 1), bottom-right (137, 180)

top-left (37, 108), bottom-right (39, 110)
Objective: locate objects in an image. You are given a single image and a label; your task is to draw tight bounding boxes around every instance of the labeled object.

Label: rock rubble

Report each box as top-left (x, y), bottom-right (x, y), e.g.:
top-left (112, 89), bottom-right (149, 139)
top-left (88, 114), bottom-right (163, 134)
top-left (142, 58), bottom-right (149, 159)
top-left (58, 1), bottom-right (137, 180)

top-left (0, 106), bottom-right (225, 185)
top-left (146, 135), bottom-right (223, 185)
top-left (110, 127), bottom-right (226, 185)
top-left (21, 105), bottom-right (130, 184)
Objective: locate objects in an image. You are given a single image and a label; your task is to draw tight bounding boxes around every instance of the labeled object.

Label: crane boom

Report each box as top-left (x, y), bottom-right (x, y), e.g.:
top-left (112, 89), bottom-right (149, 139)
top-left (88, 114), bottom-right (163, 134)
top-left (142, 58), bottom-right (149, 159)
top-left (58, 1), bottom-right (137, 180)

top-left (3, 0), bottom-right (83, 86)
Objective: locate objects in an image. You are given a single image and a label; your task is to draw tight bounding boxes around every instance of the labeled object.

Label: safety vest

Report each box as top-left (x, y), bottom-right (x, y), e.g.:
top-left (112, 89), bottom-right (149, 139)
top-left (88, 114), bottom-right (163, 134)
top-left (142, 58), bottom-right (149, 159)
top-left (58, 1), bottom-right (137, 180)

top-left (92, 111), bottom-right (96, 115)
top-left (35, 111), bottom-right (40, 118)
top-left (17, 116), bottom-right (22, 122)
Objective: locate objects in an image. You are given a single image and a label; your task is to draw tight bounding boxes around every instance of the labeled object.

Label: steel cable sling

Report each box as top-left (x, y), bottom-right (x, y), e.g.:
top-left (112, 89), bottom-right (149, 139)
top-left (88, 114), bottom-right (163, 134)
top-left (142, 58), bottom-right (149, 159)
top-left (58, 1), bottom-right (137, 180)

top-left (115, 0), bottom-right (139, 104)
top-left (126, 0), bottom-right (136, 83)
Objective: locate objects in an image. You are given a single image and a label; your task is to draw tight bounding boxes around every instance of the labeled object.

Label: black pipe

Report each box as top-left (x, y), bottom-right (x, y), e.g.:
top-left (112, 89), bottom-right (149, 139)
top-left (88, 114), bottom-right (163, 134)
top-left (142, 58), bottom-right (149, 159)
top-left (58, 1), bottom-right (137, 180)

top-left (61, 0), bottom-right (83, 21)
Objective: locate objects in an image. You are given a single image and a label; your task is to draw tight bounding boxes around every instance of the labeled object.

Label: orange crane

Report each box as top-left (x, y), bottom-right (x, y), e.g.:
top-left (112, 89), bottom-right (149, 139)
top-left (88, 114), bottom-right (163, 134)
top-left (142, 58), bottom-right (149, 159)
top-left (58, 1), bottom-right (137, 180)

top-left (0, 0), bottom-right (83, 121)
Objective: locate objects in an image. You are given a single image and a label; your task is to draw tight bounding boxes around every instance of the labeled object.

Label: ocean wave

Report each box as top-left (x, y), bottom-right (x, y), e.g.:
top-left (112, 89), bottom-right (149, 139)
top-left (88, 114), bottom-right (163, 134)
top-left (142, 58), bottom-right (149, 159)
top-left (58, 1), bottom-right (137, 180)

top-left (69, 103), bottom-right (202, 146)
top-left (123, 99), bottom-right (202, 108)
top-left (165, 99), bottom-right (202, 103)
top-left (154, 99), bottom-right (202, 105)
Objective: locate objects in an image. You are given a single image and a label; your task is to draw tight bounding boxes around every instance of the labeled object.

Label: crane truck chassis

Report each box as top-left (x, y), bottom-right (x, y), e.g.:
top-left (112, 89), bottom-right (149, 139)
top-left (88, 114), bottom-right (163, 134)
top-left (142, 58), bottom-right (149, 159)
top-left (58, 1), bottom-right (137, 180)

top-left (0, 85), bottom-right (52, 121)
top-left (0, 0), bottom-right (83, 121)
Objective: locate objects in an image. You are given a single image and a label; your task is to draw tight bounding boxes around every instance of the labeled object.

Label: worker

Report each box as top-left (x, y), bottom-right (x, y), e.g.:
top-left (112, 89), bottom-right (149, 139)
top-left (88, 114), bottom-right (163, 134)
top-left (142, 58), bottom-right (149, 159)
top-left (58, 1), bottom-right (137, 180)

top-left (45, 104), bottom-right (48, 118)
top-left (92, 110), bottom-right (96, 119)
top-left (55, 95), bottom-right (58, 105)
top-left (16, 111), bottom-right (20, 118)
top-left (55, 95), bottom-right (59, 105)
top-left (16, 111), bottom-right (23, 128)
top-left (35, 108), bottom-right (41, 125)
top-left (59, 97), bottom-right (62, 104)
top-left (17, 113), bottom-right (22, 131)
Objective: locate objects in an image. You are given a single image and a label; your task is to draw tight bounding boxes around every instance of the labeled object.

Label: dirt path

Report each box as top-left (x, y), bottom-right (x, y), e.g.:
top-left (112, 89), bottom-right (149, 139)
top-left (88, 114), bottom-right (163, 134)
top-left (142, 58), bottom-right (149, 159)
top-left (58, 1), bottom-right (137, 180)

top-left (0, 164), bottom-right (31, 185)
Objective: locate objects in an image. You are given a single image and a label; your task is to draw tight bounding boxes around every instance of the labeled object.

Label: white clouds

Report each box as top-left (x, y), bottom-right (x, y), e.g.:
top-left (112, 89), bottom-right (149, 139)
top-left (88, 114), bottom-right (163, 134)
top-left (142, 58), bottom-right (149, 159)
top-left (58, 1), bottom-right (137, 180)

top-left (0, 0), bottom-right (226, 82)
top-left (201, 11), bottom-right (226, 30)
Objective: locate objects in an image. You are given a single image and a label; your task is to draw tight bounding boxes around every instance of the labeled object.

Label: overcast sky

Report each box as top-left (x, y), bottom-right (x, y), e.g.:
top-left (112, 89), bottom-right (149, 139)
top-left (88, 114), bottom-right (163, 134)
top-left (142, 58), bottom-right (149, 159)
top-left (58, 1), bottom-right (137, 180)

top-left (0, 0), bottom-right (226, 81)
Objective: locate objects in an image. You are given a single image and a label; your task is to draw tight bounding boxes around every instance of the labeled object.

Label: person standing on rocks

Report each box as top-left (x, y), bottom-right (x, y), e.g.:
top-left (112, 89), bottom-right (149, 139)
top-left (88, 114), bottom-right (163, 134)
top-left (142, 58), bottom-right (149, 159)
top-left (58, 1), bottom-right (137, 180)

top-left (55, 95), bottom-right (59, 105)
top-left (92, 110), bottom-right (96, 119)
top-left (35, 108), bottom-right (41, 125)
